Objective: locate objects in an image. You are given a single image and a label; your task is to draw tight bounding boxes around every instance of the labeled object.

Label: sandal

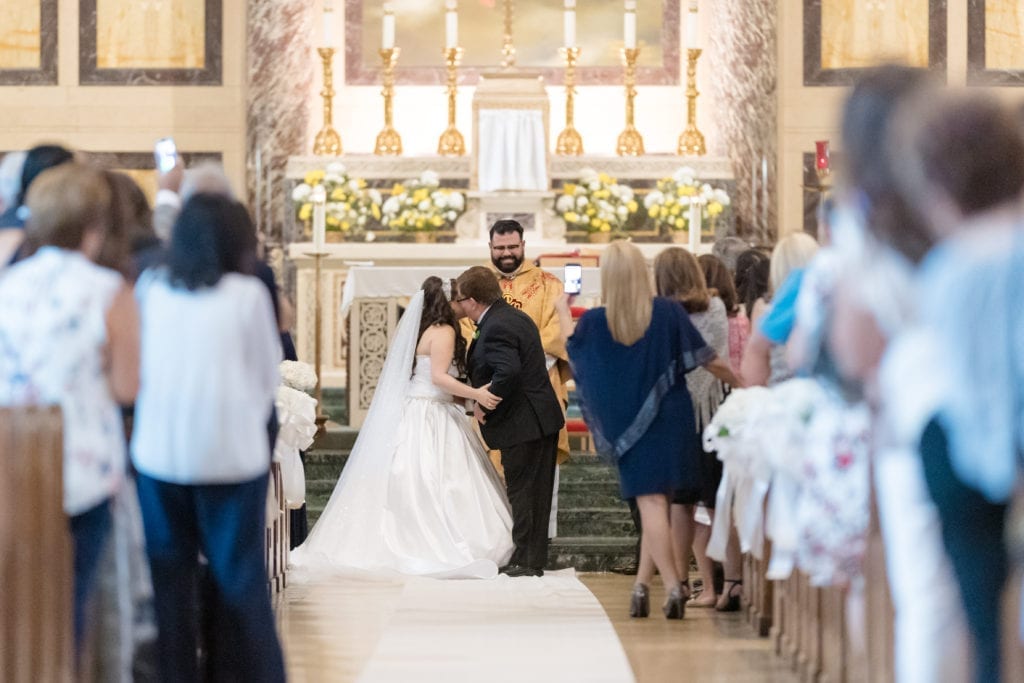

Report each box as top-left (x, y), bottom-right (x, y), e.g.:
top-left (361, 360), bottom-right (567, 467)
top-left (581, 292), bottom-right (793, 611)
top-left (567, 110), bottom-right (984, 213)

top-left (715, 579), bottom-right (742, 612)
top-left (663, 585), bottom-right (685, 620)
top-left (629, 583), bottom-right (650, 618)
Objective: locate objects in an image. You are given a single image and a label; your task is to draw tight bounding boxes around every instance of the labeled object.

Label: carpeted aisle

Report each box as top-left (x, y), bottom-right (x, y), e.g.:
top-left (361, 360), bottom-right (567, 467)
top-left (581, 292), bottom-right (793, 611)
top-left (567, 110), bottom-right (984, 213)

top-left (278, 570), bottom-right (635, 682)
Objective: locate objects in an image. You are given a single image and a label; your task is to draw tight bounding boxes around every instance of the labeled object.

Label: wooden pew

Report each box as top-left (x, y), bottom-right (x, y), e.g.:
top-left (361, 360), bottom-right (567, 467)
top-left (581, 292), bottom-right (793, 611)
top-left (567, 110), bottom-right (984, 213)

top-left (0, 407), bottom-right (73, 682)
top-left (265, 462), bottom-right (289, 596)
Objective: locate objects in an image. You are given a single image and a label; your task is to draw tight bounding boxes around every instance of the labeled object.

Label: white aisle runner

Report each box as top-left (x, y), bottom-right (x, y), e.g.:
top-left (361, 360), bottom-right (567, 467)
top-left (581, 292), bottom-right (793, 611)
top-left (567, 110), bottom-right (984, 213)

top-left (280, 570), bottom-right (635, 683)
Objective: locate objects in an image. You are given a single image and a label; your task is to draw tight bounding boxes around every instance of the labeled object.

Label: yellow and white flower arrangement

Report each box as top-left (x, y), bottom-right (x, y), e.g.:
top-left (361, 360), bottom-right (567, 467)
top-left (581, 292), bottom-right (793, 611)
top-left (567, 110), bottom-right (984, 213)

top-left (292, 162), bottom-right (382, 237)
top-left (554, 168), bottom-right (639, 234)
top-left (380, 170), bottom-right (466, 233)
top-left (643, 166), bottom-right (730, 233)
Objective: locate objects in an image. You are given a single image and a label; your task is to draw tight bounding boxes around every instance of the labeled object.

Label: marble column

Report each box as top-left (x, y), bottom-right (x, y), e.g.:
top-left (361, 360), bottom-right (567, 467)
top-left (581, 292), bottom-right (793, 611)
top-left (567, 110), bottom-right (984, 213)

top-left (246, 0), bottom-right (316, 284)
top-left (706, 0), bottom-right (777, 243)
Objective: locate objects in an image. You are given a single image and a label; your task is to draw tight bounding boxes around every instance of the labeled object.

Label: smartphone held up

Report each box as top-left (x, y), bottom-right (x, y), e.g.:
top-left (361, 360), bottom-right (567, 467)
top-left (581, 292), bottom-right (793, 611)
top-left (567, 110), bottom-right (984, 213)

top-left (154, 137), bottom-right (178, 173)
top-left (563, 263), bottom-right (582, 295)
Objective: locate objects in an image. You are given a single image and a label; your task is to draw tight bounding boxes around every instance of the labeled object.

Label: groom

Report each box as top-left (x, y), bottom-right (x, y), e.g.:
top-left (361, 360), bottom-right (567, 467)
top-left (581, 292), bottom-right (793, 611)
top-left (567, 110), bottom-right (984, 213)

top-left (455, 266), bottom-right (564, 577)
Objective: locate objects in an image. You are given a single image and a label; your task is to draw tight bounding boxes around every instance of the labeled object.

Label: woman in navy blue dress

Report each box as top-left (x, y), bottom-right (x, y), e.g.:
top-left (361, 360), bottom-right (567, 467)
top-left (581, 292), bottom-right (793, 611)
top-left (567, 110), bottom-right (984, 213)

top-left (567, 241), bottom-right (737, 619)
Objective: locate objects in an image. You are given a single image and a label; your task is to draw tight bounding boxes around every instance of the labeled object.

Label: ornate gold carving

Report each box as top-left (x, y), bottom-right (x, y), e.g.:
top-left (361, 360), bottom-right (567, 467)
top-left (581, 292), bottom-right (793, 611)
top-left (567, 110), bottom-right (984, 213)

top-left (616, 47), bottom-right (644, 156)
top-left (677, 48), bottom-right (706, 156)
top-left (313, 47), bottom-right (343, 156)
top-left (374, 47), bottom-right (402, 156)
top-left (556, 47), bottom-right (584, 156)
top-left (437, 47), bottom-right (466, 156)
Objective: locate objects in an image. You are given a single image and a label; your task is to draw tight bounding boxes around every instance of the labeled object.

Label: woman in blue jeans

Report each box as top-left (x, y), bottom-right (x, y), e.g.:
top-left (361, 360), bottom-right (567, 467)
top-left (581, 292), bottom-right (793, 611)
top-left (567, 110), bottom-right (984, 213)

top-left (131, 195), bottom-right (284, 682)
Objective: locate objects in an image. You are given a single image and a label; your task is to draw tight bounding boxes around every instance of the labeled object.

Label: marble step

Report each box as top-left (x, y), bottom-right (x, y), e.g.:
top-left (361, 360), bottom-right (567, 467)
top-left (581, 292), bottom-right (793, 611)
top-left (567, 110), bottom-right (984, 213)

top-left (548, 536), bottom-right (639, 573)
top-left (557, 507), bottom-right (636, 537)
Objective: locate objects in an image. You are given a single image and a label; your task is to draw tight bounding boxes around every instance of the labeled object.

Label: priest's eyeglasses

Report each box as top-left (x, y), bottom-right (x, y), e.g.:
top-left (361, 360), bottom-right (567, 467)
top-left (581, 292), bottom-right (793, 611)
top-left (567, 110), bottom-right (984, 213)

top-left (490, 243), bottom-right (522, 252)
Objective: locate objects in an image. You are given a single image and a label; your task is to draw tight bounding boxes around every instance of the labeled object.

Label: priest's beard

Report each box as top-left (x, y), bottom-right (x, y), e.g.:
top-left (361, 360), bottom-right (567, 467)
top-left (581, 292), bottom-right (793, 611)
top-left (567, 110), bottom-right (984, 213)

top-left (492, 253), bottom-right (523, 274)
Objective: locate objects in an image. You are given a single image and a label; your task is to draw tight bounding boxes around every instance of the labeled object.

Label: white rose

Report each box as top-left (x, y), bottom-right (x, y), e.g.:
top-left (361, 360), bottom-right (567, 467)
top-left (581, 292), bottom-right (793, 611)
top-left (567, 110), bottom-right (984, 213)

top-left (365, 231), bottom-right (376, 242)
top-left (616, 205), bottom-right (628, 218)
top-left (555, 195), bottom-right (574, 213)
top-left (576, 196), bottom-right (589, 208)
top-left (420, 170), bottom-right (440, 187)
top-left (324, 173), bottom-right (344, 185)
top-left (579, 168), bottom-right (599, 183)
top-left (368, 189), bottom-right (383, 204)
top-left (418, 200), bottom-right (432, 212)
top-left (430, 191), bottom-right (447, 208)
top-left (382, 196), bottom-right (401, 215)
top-left (348, 179), bottom-right (360, 192)
top-left (644, 190), bottom-right (664, 208)
top-left (448, 193), bottom-right (465, 211)
top-left (620, 185), bottom-right (634, 202)
top-left (292, 184), bottom-right (312, 202)
top-left (446, 210), bottom-right (457, 222)
top-left (326, 162), bottom-right (346, 176)
top-left (714, 189), bottom-right (731, 205)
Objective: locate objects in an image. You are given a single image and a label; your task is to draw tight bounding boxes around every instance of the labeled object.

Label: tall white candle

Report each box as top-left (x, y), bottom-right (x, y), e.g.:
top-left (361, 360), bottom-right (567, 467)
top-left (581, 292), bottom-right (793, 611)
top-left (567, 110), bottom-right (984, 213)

top-left (311, 184), bottom-right (326, 252)
top-left (564, 10), bottom-right (576, 48)
top-left (685, 6), bottom-right (699, 49)
top-left (382, 3), bottom-right (395, 49)
top-left (445, 0), bottom-right (458, 49)
top-left (624, 1), bottom-right (637, 49)
top-left (688, 201), bottom-right (701, 253)
top-left (322, 1), bottom-right (334, 46)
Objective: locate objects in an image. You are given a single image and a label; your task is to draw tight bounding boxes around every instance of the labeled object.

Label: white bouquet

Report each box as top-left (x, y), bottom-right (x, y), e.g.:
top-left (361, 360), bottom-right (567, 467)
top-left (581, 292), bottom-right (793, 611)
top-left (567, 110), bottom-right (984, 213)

top-left (279, 360), bottom-right (317, 393)
top-left (380, 170), bottom-right (466, 233)
top-left (292, 163), bottom-right (382, 238)
top-left (553, 168), bottom-right (639, 234)
top-left (644, 166), bottom-right (730, 233)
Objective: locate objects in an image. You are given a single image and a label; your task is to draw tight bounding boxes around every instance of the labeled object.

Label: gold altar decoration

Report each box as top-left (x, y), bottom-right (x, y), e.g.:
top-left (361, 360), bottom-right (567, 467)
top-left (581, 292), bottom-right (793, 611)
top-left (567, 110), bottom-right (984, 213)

top-left (616, 47), bottom-right (644, 156)
top-left (677, 48), bottom-right (706, 156)
top-left (500, 0), bottom-right (516, 69)
top-left (374, 47), bottom-right (402, 156)
top-left (556, 47), bottom-right (584, 156)
top-left (313, 47), bottom-right (342, 156)
top-left (437, 47), bottom-right (466, 156)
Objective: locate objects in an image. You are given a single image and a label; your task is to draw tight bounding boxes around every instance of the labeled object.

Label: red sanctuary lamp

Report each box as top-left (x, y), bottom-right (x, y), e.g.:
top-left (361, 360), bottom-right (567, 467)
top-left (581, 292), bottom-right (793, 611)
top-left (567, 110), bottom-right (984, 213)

top-left (814, 140), bottom-right (832, 187)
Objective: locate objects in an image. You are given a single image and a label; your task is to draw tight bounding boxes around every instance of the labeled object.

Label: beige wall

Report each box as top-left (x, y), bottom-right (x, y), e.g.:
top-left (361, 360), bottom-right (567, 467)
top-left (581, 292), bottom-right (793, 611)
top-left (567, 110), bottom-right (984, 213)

top-left (776, 0), bottom-right (1024, 239)
top-left (0, 0), bottom-right (248, 196)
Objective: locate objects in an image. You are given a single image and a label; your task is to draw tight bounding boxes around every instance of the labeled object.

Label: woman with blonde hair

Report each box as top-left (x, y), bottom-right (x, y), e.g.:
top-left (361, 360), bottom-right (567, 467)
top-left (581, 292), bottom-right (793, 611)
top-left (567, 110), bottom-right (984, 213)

top-left (741, 232), bottom-right (819, 386)
top-left (567, 241), bottom-right (735, 619)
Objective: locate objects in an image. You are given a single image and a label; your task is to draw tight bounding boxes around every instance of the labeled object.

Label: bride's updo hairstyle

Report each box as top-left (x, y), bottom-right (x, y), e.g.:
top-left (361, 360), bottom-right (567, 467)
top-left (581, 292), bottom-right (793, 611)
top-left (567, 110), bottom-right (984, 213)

top-left (418, 276), bottom-right (467, 375)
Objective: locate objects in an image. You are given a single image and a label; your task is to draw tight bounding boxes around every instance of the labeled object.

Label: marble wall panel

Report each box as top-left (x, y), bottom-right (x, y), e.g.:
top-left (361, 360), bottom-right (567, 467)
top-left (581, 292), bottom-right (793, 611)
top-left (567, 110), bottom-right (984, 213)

top-left (79, 0), bottom-right (222, 84)
top-left (708, 0), bottom-right (776, 243)
top-left (804, 0), bottom-right (947, 86)
top-left (0, 0), bottom-right (57, 85)
top-left (345, 0), bottom-right (679, 86)
top-left (967, 0), bottom-right (1024, 86)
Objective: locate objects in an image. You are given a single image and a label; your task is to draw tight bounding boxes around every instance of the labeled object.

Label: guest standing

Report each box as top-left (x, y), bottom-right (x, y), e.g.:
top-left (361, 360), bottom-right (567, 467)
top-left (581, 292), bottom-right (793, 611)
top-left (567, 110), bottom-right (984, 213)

top-left (0, 163), bottom-right (139, 651)
top-left (131, 194), bottom-right (285, 682)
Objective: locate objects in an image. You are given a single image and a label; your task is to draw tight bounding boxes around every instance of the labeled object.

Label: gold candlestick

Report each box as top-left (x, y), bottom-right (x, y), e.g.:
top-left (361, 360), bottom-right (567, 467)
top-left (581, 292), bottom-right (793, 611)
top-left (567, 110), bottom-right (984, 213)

top-left (304, 250), bottom-right (330, 434)
top-left (677, 48), bottom-right (706, 156)
top-left (374, 47), bottom-right (402, 156)
top-left (313, 47), bottom-right (342, 156)
top-left (500, 0), bottom-right (517, 69)
top-left (437, 47), bottom-right (466, 156)
top-left (616, 47), bottom-right (644, 156)
top-left (556, 47), bottom-right (584, 156)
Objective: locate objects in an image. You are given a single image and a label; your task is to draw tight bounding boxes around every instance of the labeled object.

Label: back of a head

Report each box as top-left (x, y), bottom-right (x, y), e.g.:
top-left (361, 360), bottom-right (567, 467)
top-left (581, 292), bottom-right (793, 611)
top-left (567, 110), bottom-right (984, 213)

top-left (602, 240), bottom-right (652, 346)
top-left (18, 144), bottom-right (75, 208)
top-left (180, 161), bottom-right (234, 202)
top-left (699, 253), bottom-right (738, 315)
top-left (841, 65), bottom-right (935, 262)
top-left (456, 265), bottom-right (502, 305)
top-left (891, 90), bottom-right (1024, 226)
top-left (489, 218), bottom-right (524, 241)
top-left (654, 247), bottom-right (709, 313)
top-left (770, 233), bottom-right (818, 292)
top-left (735, 249), bottom-right (770, 317)
top-left (0, 151), bottom-right (27, 212)
top-left (711, 236), bottom-right (748, 274)
top-left (105, 170), bottom-right (154, 251)
top-left (24, 163), bottom-right (111, 254)
top-left (168, 194), bottom-right (254, 290)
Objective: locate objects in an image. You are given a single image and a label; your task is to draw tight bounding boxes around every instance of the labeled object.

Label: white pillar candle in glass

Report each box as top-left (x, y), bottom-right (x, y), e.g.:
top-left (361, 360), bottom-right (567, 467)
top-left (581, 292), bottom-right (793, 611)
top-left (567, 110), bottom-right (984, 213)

top-left (624, 1), bottom-right (637, 49)
top-left (382, 3), bottom-right (395, 49)
top-left (563, 2), bottom-right (576, 48)
top-left (445, 0), bottom-right (459, 49)
top-left (311, 184), bottom-right (327, 252)
top-left (688, 201), bottom-right (701, 253)
top-left (685, 2), bottom-right (699, 49)
top-left (322, 1), bottom-right (334, 46)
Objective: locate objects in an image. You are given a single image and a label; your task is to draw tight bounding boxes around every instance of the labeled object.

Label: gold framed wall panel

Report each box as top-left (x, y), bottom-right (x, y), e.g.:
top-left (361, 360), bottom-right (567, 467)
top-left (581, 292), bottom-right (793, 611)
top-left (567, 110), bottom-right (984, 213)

top-left (967, 0), bottom-right (1024, 86)
top-left (803, 0), bottom-right (947, 86)
top-left (344, 0), bottom-right (680, 86)
top-left (79, 0), bottom-right (222, 85)
top-left (0, 0), bottom-right (57, 85)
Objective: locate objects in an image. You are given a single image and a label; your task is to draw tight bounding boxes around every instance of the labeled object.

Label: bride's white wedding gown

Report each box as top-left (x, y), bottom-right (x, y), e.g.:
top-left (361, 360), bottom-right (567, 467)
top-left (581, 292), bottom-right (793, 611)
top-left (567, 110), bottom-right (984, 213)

top-left (290, 355), bottom-right (514, 579)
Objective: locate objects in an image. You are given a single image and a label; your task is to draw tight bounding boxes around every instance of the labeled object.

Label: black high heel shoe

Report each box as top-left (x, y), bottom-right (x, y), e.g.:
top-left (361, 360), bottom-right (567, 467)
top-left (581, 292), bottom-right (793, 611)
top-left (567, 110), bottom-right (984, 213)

top-left (715, 579), bottom-right (742, 612)
top-left (629, 583), bottom-right (650, 618)
top-left (662, 585), bottom-right (685, 620)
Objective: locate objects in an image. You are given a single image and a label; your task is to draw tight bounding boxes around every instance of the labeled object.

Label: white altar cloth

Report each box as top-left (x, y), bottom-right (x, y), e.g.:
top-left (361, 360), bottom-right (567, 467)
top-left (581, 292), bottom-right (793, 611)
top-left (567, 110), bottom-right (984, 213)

top-left (477, 109), bottom-right (547, 192)
top-left (340, 266), bottom-right (600, 318)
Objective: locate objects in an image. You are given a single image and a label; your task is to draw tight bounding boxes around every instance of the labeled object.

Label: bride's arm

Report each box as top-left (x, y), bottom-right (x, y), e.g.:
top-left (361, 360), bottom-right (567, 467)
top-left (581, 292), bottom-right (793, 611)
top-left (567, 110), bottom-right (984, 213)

top-left (428, 326), bottom-right (502, 407)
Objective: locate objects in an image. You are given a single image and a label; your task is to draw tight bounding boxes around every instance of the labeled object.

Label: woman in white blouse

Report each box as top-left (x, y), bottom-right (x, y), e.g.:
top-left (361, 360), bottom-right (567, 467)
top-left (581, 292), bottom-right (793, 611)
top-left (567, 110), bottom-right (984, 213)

top-left (0, 163), bottom-right (139, 651)
top-left (131, 194), bottom-right (284, 682)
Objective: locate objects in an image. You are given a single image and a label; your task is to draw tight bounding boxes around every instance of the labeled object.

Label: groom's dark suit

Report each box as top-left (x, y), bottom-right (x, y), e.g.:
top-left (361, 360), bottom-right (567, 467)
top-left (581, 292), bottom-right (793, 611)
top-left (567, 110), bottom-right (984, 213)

top-left (467, 299), bottom-right (564, 572)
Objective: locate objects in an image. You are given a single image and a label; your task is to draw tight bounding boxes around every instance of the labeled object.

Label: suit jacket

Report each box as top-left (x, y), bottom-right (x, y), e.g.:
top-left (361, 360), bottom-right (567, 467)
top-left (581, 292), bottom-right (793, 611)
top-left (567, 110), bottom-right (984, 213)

top-left (467, 300), bottom-right (564, 450)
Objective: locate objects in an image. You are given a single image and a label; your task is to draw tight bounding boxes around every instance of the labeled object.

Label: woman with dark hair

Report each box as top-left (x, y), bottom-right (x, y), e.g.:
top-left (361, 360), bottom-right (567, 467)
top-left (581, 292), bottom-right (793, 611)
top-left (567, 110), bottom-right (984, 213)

top-left (699, 253), bottom-right (747, 376)
top-left (733, 248), bottom-right (770, 322)
top-left (291, 276), bottom-right (514, 578)
top-left (130, 193), bottom-right (285, 682)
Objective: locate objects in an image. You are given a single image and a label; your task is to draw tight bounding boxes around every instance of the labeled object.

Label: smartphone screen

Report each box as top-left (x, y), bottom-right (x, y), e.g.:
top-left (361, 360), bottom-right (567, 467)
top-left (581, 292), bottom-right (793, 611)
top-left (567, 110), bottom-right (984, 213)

top-left (154, 137), bottom-right (177, 173)
top-left (563, 263), bottom-right (582, 295)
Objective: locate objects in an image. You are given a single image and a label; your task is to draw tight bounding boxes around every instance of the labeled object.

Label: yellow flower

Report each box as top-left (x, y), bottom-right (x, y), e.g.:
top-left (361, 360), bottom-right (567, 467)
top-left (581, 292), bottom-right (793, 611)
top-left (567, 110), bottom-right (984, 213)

top-left (412, 188), bottom-right (429, 203)
top-left (598, 173), bottom-right (613, 185)
top-left (675, 218), bottom-right (685, 229)
top-left (371, 203), bottom-right (381, 220)
top-left (391, 183), bottom-right (406, 195)
top-left (430, 215), bottom-right (444, 227)
top-left (330, 188), bottom-right (345, 201)
top-left (649, 206), bottom-right (661, 218)
top-left (680, 185), bottom-right (697, 197)
top-left (416, 219), bottom-right (425, 229)
top-left (590, 218), bottom-right (601, 228)
top-left (626, 200), bottom-right (638, 213)
top-left (664, 195), bottom-right (676, 205)
top-left (563, 183), bottom-right (577, 195)
top-left (707, 202), bottom-right (723, 217)
top-left (357, 178), bottom-right (367, 189)
top-left (298, 203), bottom-right (312, 221)
top-left (594, 189), bottom-right (610, 200)
top-left (326, 215), bottom-right (340, 227)
top-left (670, 204), bottom-right (682, 216)
top-left (564, 211), bottom-right (579, 223)
top-left (304, 170), bottom-right (325, 185)
top-left (600, 222), bottom-right (611, 233)
top-left (341, 221), bottom-right (350, 231)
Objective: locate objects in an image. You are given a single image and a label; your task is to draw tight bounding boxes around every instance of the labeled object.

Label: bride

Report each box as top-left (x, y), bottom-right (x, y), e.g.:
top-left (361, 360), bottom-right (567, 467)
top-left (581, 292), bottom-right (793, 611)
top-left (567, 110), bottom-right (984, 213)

top-left (290, 276), bottom-right (514, 578)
